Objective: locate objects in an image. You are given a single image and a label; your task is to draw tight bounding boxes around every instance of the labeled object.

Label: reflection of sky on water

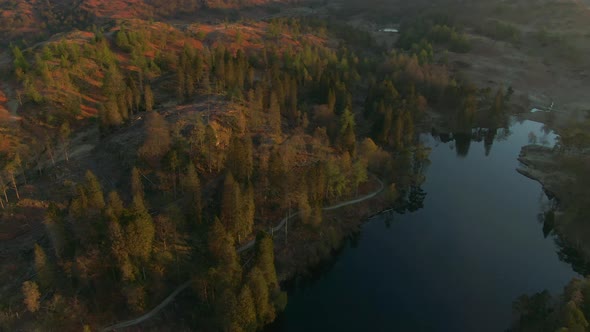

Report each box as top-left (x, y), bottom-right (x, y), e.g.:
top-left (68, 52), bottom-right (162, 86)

top-left (271, 120), bottom-right (576, 332)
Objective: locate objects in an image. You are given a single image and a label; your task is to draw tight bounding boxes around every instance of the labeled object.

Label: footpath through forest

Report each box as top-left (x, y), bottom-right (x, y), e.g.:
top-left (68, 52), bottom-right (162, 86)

top-left (101, 175), bottom-right (385, 331)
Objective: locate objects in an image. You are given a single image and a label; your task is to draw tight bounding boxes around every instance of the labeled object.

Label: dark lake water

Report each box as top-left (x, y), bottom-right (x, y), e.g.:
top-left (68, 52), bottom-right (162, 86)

top-left (270, 119), bottom-right (579, 332)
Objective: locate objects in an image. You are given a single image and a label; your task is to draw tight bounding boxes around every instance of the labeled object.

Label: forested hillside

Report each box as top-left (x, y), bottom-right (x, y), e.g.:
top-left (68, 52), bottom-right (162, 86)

top-left (0, 0), bottom-right (289, 45)
top-left (0, 1), bottom-right (515, 330)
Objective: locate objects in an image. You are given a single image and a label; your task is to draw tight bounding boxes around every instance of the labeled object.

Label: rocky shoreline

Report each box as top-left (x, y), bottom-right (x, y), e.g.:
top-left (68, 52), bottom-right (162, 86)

top-left (516, 143), bottom-right (585, 213)
top-left (516, 144), bottom-right (560, 201)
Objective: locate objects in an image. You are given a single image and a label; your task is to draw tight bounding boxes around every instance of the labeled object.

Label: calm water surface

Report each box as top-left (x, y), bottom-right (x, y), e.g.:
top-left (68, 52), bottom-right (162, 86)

top-left (270, 120), bottom-right (579, 332)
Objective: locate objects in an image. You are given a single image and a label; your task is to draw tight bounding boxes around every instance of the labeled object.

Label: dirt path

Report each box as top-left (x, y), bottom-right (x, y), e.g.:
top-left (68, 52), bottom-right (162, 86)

top-left (100, 281), bottom-right (192, 332)
top-left (238, 175), bottom-right (384, 253)
top-left (100, 175), bottom-right (385, 331)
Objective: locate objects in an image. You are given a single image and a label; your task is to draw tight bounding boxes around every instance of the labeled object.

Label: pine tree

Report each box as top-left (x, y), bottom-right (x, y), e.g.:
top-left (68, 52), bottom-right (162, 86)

top-left (564, 301), bottom-right (589, 330)
top-left (99, 99), bottom-right (123, 130)
top-left (144, 84), bottom-right (154, 112)
top-left (236, 285), bottom-right (257, 332)
top-left (247, 267), bottom-right (275, 327)
top-left (126, 196), bottom-right (155, 261)
top-left (117, 93), bottom-right (129, 121)
top-left (287, 77), bottom-right (298, 123)
top-left (105, 191), bottom-right (129, 282)
top-left (220, 172), bottom-right (240, 238)
top-left (131, 167), bottom-right (144, 201)
top-left (268, 92), bottom-right (282, 135)
top-left (12, 46), bottom-right (29, 76)
top-left (139, 112), bottom-right (171, 165)
top-left (351, 159), bottom-right (368, 195)
top-left (69, 184), bottom-right (89, 219)
top-left (34, 244), bottom-right (53, 290)
top-left (307, 162), bottom-right (326, 207)
top-left (106, 191), bottom-right (125, 220)
top-left (163, 149), bottom-right (180, 197)
top-left (215, 289), bottom-right (239, 331)
top-left (116, 29), bottom-right (130, 50)
top-left (227, 135), bottom-right (253, 183)
top-left (85, 170), bottom-right (105, 210)
top-left (184, 163), bottom-right (202, 224)
top-left (44, 203), bottom-right (66, 258)
top-left (208, 217), bottom-right (232, 263)
top-left (252, 232), bottom-right (287, 322)
top-left (239, 183), bottom-right (255, 242)
top-left (35, 53), bottom-right (52, 84)
top-left (102, 65), bottom-right (124, 97)
top-left (327, 88), bottom-right (336, 113)
top-left (379, 107), bottom-right (392, 144)
top-left (267, 149), bottom-right (284, 200)
top-left (338, 108), bottom-right (356, 155)
top-left (188, 117), bottom-right (205, 158)
top-left (22, 281), bottom-right (40, 313)
top-left (207, 218), bottom-right (241, 288)
top-left (254, 232), bottom-right (278, 287)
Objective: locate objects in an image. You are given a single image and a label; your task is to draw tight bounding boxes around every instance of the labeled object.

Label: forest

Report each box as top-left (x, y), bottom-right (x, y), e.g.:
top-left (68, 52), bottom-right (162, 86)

top-left (0, 11), bottom-right (499, 331)
top-left (2, 0), bottom-right (567, 329)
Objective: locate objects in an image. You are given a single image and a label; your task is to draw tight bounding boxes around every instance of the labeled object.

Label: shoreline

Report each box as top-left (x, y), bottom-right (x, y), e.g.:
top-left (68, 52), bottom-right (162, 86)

top-left (516, 144), bottom-right (576, 209)
top-left (274, 183), bottom-right (391, 283)
top-left (516, 145), bottom-right (560, 202)
top-left (100, 175), bottom-right (389, 331)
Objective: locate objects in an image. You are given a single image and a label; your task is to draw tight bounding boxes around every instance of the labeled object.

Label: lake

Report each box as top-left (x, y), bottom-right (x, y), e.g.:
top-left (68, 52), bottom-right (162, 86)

top-left (269, 119), bottom-right (579, 332)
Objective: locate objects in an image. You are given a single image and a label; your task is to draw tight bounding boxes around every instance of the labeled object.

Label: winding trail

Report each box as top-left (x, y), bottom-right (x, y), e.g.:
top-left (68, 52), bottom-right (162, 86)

top-left (101, 176), bottom-right (385, 331)
top-left (101, 281), bottom-right (192, 331)
top-left (238, 175), bottom-right (384, 253)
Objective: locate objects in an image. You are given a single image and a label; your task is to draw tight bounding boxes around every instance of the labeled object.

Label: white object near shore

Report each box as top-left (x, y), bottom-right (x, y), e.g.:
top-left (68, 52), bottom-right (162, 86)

top-left (530, 101), bottom-right (555, 113)
top-left (530, 108), bottom-right (546, 113)
top-left (379, 28), bottom-right (399, 33)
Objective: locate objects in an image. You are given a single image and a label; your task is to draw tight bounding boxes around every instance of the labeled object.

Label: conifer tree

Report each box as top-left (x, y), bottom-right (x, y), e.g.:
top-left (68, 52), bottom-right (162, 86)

top-left (227, 135), bottom-right (254, 183)
top-left (126, 194), bottom-right (155, 262)
top-left (34, 244), bottom-right (53, 290)
top-left (247, 267), bottom-right (274, 327)
top-left (184, 163), bottom-right (202, 224)
top-left (85, 170), bottom-right (105, 211)
top-left (44, 203), bottom-right (66, 258)
top-left (338, 108), bottom-right (356, 155)
top-left (220, 172), bottom-right (240, 238)
top-left (144, 84), bottom-right (154, 112)
top-left (254, 232), bottom-right (278, 287)
top-left (268, 92), bottom-right (282, 135)
top-left (139, 112), bottom-right (171, 165)
top-left (207, 217), bottom-right (241, 288)
top-left (131, 167), bottom-right (144, 201)
top-left (236, 285), bottom-right (257, 332)
top-left (99, 99), bottom-right (123, 130)
top-left (22, 281), bottom-right (40, 313)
